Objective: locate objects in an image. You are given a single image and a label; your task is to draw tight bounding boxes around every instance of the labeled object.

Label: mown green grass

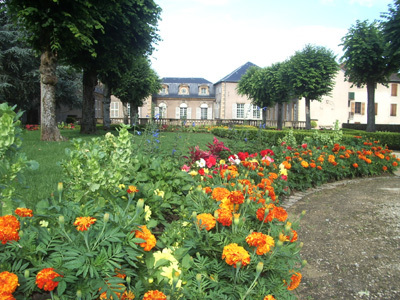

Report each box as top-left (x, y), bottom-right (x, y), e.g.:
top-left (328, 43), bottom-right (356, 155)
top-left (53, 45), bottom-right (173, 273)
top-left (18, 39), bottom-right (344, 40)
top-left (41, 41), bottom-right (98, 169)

top-left (20, 127), bottom-right (229, 206)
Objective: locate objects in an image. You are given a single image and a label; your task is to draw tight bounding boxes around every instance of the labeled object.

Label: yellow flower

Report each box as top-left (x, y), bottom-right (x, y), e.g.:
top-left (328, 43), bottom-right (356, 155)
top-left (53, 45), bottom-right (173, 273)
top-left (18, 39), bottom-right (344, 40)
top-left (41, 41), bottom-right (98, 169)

top-left (154, 189), bottom-right (165, 198)
top-left (188, 170), bottom-right (198, 176)
top-left (144, 205), bottom-right (152, 222)
top-left (118, 184), bottom-right (126, 190)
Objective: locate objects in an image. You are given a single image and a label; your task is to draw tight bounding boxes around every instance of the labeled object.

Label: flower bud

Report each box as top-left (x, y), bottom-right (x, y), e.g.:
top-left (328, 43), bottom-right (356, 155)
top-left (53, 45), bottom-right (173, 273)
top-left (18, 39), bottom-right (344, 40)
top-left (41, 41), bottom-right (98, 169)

top-left (233, 214), bottom-right (240, 226)
top-left (256, 262), bottom-right (264, 275)
top-left (58, 215), bottom-right (65, 225)
top-left (196, 273), bottom-right (202, 283)
top-left (148, 277), bottom-right (154, 283)
top-left (173, 271), bottom-right (180, 285)
top-left (192, 212), bottom-right (197, 219)
top-left (57, 182), bottom-right (63, 193)
top-left (236, 261), bottom-right (242, 269)
top-left (103, 213), bottom-right (110, 223)
top-left (276, 240), bottom-right (284, 247)
top-left (126, 276), bottom-right (131, 285)
top-left (24, 270), bottom-right (30, 278)
top-left (19, 230), bottom-right (23, 237)
top-left (76, 290), bottom-right (82, 299)
top-left (284, 223), bottom-right (291, 232)
top-left (302, 260), bottom-right (308, 266)
top-left (301, 210), bottom-right (306, 216)
top-left (299, 242), bottom-right (304, 248)
top-left (136, 199), bottom-right (144, 209)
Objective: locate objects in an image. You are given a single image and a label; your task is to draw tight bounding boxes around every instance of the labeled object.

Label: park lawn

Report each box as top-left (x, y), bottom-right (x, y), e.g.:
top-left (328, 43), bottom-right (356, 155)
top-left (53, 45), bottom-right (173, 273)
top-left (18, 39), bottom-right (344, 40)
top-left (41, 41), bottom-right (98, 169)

top-left (20, 127), bottom-right (228, 206)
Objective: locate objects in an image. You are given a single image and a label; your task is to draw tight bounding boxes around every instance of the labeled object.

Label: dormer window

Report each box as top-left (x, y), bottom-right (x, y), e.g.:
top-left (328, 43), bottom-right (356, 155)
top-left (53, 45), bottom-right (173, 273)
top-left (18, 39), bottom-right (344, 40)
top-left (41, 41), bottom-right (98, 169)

top-left (160, 84), bottom-right (169, 95)
top-left (199, 85), bottom-right (209, 95)
top-left (179, 84), bottom-right (189, 95)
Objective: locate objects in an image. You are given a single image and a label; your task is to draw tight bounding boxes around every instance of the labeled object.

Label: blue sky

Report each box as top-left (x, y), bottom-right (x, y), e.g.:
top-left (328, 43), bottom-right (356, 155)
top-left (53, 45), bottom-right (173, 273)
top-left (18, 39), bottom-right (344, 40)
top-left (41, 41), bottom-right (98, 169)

top-left (150, 0), bottom-right (394, 83)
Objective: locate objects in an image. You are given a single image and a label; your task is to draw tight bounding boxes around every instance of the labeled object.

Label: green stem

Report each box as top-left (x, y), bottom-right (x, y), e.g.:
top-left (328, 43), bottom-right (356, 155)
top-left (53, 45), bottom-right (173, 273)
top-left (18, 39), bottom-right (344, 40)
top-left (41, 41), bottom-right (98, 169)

top-left (241, 273), bottom-right (261, 300)
top-left (82, 232), bottom-right (90, 252)
top-left (92, 221), bottom-right (107, 250)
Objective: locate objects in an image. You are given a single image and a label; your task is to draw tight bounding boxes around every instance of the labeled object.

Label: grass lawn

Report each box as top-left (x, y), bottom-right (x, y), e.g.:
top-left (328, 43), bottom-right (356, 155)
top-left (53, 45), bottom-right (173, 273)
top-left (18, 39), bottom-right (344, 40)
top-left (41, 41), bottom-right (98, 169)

top-left (20, 127), bottom-right (229, 206)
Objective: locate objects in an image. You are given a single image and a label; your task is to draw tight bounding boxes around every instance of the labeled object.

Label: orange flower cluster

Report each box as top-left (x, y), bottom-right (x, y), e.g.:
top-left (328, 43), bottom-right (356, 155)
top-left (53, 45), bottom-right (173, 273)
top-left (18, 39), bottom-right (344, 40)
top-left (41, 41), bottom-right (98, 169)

top-left (0, 271), bottom-right (19, 298)
top-left (220, 165), bottom-right (239, 180)
top-left (215, 208), bottom-right (233, 226)
top-left (135, 225), bottom-right (156, 251)
top-left (263, 296), bottom-right (276, 300)
top-left (0, 215), bottom-right (20, 244)
top-left (196, 213), bottom-right (216, 231)
top-left (211, 187), bottom-right (230, 201)
top-left (256, 204), bottom-right (288, 223)
top-left (287, 272), bottom-right (302, 290)
top-left (246, 232), bottom-right (275, 255)
top-left (15, 207), bottom-right (33, 217)
top-left (228, 190), bottom-right (245, 204)
top-left (300, 161), bottom-right (309, 168)
top-left (99, 285), bottom-right (135, 299)
top-left (143, 290), bottom-right (167, 300)
top-left (35, 268), bottom-right (62, 291)
top-left (222, 243), bottom-right (250, 268)
top-left (74, 216), bottom-right (97, 231)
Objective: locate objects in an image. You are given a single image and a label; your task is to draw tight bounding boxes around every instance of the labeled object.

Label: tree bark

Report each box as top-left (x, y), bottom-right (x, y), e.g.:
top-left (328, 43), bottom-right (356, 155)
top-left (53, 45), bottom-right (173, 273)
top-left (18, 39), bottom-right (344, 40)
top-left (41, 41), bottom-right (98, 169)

top-left (81, 68), bottom-right (98, 134)
top-left (102, 83), bottom-right (111, 130)
top-left (39, 49), bottom-right (64, 141)
top-left (130, 103), bottom-right (139, 126)
top-left (305, 98), bottom-right (311, 130)
top-left (262, 107), bottom-right (267, 125)
top-left (366, 82), bottom-right (376, 132)
top-left (277, 102), bottom-right (283, 130)
top-left (122, 102), bottom-right (129, 125)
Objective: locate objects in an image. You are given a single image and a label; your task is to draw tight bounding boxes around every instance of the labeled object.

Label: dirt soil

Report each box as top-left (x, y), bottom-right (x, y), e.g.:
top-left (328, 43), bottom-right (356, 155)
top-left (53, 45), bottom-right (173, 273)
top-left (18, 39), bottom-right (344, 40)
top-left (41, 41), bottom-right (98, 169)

top-left (285, 175), bottom-right (400, 300)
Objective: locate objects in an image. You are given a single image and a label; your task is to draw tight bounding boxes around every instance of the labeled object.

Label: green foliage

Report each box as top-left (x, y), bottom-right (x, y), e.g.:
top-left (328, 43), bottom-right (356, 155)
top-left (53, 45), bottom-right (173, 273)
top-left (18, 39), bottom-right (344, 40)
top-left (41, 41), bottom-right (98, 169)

top-left (0, 103), bottom-right (37, 214)
top-left (381, 0), bottom-right (400, 68)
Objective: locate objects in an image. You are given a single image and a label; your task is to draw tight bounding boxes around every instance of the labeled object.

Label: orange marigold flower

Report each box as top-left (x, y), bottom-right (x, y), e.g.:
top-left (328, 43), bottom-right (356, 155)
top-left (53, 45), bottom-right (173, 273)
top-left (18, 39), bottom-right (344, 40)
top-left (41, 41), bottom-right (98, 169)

top-left (393, 162), bottom-right (398, 167)
top-left (211, 187), bottom-right (230, 201)
top-left (127, 185), bottom-right (139, 194)
top-left (309, 162), bottom-right (316, 168)
top-left (215, 208), bottom-right (233, 226)
top-left (219, 197), bottom-right (239, 212)
top-left (228, 190), bottom-right (245, 205)
top-left (273, 206), bottom-right (288, 222)
top-left (383, 166), bottom-right (388, 171)
top-left (317, 166), bottom-right (323, 170)
top-left (246, 232), bottom-right (275, 255)
top-left (263, 296), bottom-right (276, 300)
top-left (0, 293), bottom-right (16, 300)
top-left (203, 186), bottom-right (212, 194)
top-left (0, 271), bottom-right (19, 294)
top-left (135, 225), bottom-right (156, 251)
top-left (287, 272), bottom-right (302, 290)
top-left (279, 233), bottom-right (289, 242)
top-left (196, 213), bottom-right (216, 231)
top-left (282, 161), bottom-right (291, 169)
top-left (222, 243), bottom-right (250, 268)
top-left (36, 268), bottom-right (62, 291)
top-left (0, 215), bottom-right (20, 244)
top-left (143, 290), bottom-right (167, 300)
top-left (15, 207), bottom-right (33, 217)
top-left (73, 216), bottom-right (97, 231)
top-left (352, 163), bottom-right (358, 168)
top-left (300, 161), bottom-right (309, 168)
top-left (283, 229), bottom-right (298, 242)
top-left (268, 172), bottom-right (278, 181)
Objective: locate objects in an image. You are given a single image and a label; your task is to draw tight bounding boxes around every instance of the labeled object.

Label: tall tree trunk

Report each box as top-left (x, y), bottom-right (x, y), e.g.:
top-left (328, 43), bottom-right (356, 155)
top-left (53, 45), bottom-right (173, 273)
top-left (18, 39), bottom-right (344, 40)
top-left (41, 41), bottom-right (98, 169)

top-left (81, 68), bottom-right (97, 134)
top-left (122, 102), bottom-right (129, 125)
top-left (366, 82), bottom-right (376, 132)
top-left (305, 98), bottom-right (311, 130)
top-left (102, 83), bottom-right (111, 130)
top-left (130, 102), bottom-right (139, 126)
top-left (277, 102), bottom-right (283, 130)
top-left (39, 49), bottom-right (63, 141)
top-left (262, 107), bottom-right (267, 125)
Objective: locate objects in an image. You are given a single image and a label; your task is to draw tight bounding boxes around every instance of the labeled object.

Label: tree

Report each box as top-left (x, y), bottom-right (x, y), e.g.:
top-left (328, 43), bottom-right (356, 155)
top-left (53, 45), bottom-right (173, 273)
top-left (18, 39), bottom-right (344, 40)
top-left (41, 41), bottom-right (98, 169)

top-left (288, 44), bottom-right (339, 130)
top-left (5, 0), bottom-right (104, 140)
top-left (237, 62), bottom-right (292, 130)
top-left (67, 0), bottom-right (161, 134)
top-left (381, 0), bottom-right (400, 69)
top-left (113, 57), bottom-right (161, 126)
top-left (340, 20), bottom-right (396, 132)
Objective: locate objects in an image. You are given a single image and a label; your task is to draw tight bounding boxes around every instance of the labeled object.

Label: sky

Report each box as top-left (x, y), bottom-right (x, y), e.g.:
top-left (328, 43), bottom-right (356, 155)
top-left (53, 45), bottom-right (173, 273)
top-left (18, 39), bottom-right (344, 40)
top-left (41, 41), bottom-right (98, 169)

top-left (150, 0), bottom-right (394, 83)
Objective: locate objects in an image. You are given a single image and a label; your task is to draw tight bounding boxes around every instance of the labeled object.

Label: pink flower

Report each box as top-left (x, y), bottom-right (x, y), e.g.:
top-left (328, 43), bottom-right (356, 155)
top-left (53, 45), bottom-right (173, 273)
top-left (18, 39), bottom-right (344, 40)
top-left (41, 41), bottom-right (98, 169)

top-left (181, 165), bottom-right (190, 172)
top-left (206, 156), bottom-right (217, 168)
top-left (281, 175), bottom-right (288, 181)
top-left (302, 143), bottom-right (307, 149)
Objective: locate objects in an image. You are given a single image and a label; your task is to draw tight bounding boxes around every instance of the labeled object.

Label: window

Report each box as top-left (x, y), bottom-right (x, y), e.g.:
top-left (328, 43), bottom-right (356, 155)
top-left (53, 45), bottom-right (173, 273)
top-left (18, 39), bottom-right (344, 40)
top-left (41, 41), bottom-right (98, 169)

top-left (159, 103), bottom-right (167, 118)
top-left (201, 108), bottom-right (208, 119)
top-left (392, 83), bottom-right (398, 96)
top-left (348, 92), bottom-right (355, 100)
top-left (391, 104), bottom-right (397, 116)
top-left (236, 104), bottom-right (244, 118)
top-left (201, 88), bottom-right (207, 95)
top-left (111, 102), bottom-right (119, 117)
top-left (179, 85), bottom-right (189, 95)
top-left (160, 85), bottom-right (169, 95)
top-left (252, 105), bottom-right (260, 119)
top-left (354, 102), bottom-right (361, 114)
top-left (180, 103), bottom-right (187, 119)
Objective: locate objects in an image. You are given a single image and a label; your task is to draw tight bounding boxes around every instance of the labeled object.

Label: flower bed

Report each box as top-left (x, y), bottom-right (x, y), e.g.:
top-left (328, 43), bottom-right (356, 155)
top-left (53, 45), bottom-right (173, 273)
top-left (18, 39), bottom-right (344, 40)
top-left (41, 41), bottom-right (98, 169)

top-left (1, 122), bottom-right (399, 300)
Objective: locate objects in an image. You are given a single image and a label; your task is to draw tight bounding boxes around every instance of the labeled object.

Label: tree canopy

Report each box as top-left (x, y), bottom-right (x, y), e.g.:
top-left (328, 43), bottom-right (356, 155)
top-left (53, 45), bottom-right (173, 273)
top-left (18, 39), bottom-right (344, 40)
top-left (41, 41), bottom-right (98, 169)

top-left (288, 44), bottom-right (339, 129)
top-left (381, 0), bottom-right (400, 69)
top-left (340, 20), bottom-right (396, 132)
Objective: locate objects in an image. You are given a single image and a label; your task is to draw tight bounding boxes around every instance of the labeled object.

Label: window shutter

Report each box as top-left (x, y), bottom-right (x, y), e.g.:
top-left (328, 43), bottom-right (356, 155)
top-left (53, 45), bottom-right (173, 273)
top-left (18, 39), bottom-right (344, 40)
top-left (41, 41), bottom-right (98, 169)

top-left (154, 106), bottom-right (160, 117)
top-left (208, 107), bottom-right (212, 119)
top-left (351, 102), bottom-right (355, 113)
top-left (196, 107), bottom-right (201, 119)
top-left (348, 92), bottom-right (355, 100)
top-left (392, 83), bottom-right (398, 96)
top-left (187, 108), bottom-right (192, 119)
top-left (232, 104), bottom-right (237, 119)
top-left (375, 103), bottom-right (378, 116)
top-left (176, 107), bottom-right (180, 119)
top-left (138, 107), bottom-right (142, 118)
top-left (361, 103), bottom-right (365, 115)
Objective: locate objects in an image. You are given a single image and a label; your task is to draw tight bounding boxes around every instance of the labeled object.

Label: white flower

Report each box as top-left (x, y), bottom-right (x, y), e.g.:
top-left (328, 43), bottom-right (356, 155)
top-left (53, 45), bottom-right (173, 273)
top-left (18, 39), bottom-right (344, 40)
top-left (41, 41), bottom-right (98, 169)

top-left (39, 220), bottom-right (49, 228)
top-left (196, 158), bottom-right (206, 168)
top-left (144, 205), bottom-right (152, 222)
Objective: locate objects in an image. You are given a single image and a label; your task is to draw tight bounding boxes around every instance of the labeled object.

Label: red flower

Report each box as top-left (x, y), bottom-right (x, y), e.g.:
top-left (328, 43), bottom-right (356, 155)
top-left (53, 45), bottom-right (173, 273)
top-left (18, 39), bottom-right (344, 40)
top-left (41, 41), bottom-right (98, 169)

top-left (36, 268), bottom-right (62, 291)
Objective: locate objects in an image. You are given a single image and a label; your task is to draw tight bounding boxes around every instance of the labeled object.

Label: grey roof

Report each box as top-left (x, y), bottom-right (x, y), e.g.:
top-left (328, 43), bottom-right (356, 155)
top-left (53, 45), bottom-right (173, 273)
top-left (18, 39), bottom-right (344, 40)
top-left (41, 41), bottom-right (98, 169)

top-left (162, 77), bottom-right (213, 84)
top-left (389, 73), bottom-right (400, 82)
top-left (215, 62), bottom-right (258, 84)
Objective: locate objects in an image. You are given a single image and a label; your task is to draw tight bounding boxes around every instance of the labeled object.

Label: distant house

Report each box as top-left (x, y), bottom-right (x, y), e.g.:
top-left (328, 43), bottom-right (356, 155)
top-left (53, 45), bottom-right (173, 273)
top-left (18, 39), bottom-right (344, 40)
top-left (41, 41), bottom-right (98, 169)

top-left (61, 62), bottom-right (400, 128)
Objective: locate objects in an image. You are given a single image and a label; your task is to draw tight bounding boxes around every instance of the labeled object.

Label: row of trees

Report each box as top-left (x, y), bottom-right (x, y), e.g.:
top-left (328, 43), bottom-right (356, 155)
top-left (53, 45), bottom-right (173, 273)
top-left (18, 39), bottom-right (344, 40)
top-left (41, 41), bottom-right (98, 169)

top-left (238, 0), bottom-right (400, 132)
top-left (2, 0), bottom-right (162, 140)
